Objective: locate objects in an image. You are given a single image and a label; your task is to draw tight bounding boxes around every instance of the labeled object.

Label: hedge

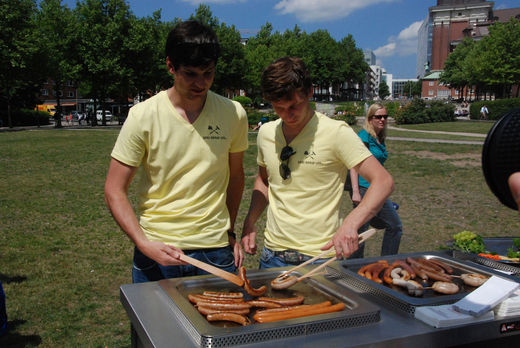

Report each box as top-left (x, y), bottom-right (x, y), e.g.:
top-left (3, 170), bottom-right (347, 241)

top-left (394, 99), bottom-right (456, 124)
top-left (469, 98), bottom-right (520, 120)
top-left (0, 109), bottom-right (51, 127)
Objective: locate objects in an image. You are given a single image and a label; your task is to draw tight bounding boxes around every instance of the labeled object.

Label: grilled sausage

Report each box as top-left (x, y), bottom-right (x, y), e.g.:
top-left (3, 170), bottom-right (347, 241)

top-left (394, 259), bottom-right (416, 279)
top-left (420, 268), bottom-right (452, 282)
top-left (206, 312), bottom-right (251, 326)
top-left (239, 266), bottom-right (267, 296)
top-left (195, 301), bottom-right (251, 310)
top-left (370, 262), bottom-right (388, 284)
top-left (431, 281), bottom-right (459, 295)
top-left (202, 291), bottom-right (244, 299)
top-left (271, 275), bottom-right (298, 290)
top-left (416, 258), bottom-right (445, 274)
top-left (188, 294), bottom-right (243, 304)
top-left (253, 302), bottom-right (345, 323)
top-left (196, 306), bottom-right (250, 316)
top-left (406, 258), bottom-right (429, 280)
top-left (255, 301), bottom-right (331, 315)
top-left (460, 273), bottom-right (488, 287)
top-left (257, 296), bottom-right (305, 306)
top-left (427, 259), bottom-right (453, 274)
top-left (247, 300), bottom-right (283, 309)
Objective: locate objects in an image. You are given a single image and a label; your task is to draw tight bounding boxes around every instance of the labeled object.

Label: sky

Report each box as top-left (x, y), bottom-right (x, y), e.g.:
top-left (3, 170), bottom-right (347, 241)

top-left (62, 0), bottom-right (519, 79)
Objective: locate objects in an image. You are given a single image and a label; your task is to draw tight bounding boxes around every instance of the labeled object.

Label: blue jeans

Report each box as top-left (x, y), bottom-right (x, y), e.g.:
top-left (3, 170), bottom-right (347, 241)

top-left (132, 246), bottom-right (235, 283)
top-left (0, 280), bottom-right (6, 336)
top-left (259, 247), bottom-right (327, 269)
top-left (349, 186), bottom-right (402, 259)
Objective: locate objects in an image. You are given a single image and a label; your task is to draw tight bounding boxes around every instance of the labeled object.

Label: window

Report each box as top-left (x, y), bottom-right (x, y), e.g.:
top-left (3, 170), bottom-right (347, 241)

top-left (68, 91), bottom-right (75, 97)
top-left (428, 90), bottom-right (434, 96)
top-left (40, 89), bottom-right (48, 96)
top-left (429, 81), bottom-right (434, 86)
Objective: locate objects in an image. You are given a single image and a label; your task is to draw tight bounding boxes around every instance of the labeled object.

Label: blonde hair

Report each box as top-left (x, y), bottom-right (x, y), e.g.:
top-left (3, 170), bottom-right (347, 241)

top-left (363, 102), bottom-right (387, 142)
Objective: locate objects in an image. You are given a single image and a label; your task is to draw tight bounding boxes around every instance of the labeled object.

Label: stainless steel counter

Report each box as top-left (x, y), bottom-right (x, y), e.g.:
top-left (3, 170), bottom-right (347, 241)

top-left (120, 254), bottom-right (520, 348)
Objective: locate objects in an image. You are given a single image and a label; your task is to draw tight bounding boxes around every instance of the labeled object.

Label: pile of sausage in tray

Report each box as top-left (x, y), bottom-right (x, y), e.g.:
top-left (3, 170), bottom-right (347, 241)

top-left (357, 257), bottom-right (489, 296)
top-left (187, 266), bottom-right (345, 326)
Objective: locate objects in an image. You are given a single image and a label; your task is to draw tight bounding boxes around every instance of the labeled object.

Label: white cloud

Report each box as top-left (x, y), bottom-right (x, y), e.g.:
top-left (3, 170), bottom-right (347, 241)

top-left (374, 20), bottom-right (422, 58)
top-left (274, 0), bottom-right (397, 23)
top-left (180, 0), bottom-right (246, 4)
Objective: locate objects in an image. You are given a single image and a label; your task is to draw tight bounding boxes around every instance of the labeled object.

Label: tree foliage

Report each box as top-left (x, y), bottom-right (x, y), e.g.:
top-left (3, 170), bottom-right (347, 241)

top-left (441, 19), bottom-right (520, 99)
top-left (378, 80), bottom-right (390, 100)
top-left (0, 0), bottom-right (42, 127)
top-left (1, 2), bottom-right (370, 127)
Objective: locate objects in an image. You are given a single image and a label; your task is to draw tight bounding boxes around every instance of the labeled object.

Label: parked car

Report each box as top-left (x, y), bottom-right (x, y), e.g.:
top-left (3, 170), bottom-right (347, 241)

top-left (96, 110), bottom-right (113, 122)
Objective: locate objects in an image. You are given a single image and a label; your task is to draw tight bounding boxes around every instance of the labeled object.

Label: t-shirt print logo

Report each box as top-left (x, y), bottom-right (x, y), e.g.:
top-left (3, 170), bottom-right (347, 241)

top-left (203, 125), bottom-right (226, 140)
top-left (208, 125), bottom-right (221, 135)
top-left (299, 148), bottom-right (321, 165)
top-left (304, 150), bottom-right (316, 159)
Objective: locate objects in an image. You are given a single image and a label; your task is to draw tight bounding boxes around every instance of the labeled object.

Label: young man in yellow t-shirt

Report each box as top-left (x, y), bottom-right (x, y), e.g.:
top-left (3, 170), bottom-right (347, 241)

top-left (104, 21), bottom-right (248, 282)
top-left (241, 57), bottom-right (394, 267)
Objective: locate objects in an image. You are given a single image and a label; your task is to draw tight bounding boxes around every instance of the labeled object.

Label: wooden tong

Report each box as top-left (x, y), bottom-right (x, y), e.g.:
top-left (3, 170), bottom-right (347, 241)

top-left (276, 228), bottom-right (378, 283)
top-left (178, 254), bottom-right (244, 287)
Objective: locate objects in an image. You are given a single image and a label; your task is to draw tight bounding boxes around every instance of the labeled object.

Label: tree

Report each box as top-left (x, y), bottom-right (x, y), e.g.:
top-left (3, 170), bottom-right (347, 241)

top-left (37, 0), bottom-right (80, 128)
top-left (378, 80), bottom-right (390, 99)
top-left (124, 11), bottom-right (171, 109)
top-left (75, 0), bottom-right (131, 126)
top-left (338, 34), bottom-right (369, 99)
top-left (243, 23), bottom-right (278, 100)
top-left (440, 38), bottom-right (474, 99)
top-left (0, 0), bottom-right (42, 128)
top-left (190, 5), bottom-right (247, 97)
top-left (476, 19), bottom-right (520, 98)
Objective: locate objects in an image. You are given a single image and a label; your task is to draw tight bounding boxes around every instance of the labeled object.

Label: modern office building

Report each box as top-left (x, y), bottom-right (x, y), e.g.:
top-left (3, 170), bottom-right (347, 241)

top-left (392, 78), bottom-right (419, 99)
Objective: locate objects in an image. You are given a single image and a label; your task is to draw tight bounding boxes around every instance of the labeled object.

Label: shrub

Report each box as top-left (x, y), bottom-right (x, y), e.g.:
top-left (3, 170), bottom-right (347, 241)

top-left (470, 98), bottom-right (520, 120)
top-left (245, 107), bottom-right (277, 127)
top-left (232, 96), bottom-right (252, 106)
top-left (393, 99), bottom-right (456, 124)
top-left (0, 109), bottom-right (50, 127)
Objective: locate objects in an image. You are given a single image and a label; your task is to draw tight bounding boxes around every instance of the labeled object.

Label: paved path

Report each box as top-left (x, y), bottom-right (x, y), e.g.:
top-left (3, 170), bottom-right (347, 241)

top-left (387, 125), bottom-right (486, 138)
top-left (387, 136), bottom-right (484, 145)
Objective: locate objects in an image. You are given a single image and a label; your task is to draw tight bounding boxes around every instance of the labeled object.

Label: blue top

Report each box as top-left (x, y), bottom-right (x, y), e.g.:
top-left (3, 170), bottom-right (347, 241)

top-left (357, 129), bottom-right (388, 189)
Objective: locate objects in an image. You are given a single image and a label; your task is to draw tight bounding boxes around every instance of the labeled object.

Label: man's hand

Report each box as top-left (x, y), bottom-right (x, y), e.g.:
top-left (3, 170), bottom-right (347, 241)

top-left (321, 225), bottom-right (359, 259)
top-left (351, 191), bottom-right (362, 205)
top-left (138, 240), bottom-right (186, 266)
top-left (228, 232), bottom-right (244, 268)
top-left (241, 221), bottom-right (258, 255)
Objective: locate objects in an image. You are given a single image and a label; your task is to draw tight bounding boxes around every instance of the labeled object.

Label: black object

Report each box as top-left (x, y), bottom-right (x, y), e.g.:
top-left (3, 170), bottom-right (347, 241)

top-left (482, 107), bottom-right (520, 210)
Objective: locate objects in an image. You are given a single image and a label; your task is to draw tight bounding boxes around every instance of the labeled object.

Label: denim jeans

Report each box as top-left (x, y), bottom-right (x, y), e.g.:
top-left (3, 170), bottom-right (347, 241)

top-left (132, 246), bottom-right (235, 283)
top-left (259, 247), bottom-right (327, 269)
top-left (349, 186), bottom-right (402, 259)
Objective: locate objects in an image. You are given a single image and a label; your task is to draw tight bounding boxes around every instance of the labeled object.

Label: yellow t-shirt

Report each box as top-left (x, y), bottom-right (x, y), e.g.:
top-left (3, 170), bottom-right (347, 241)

top-left (111, 90), bottom-right (248, 249)
top-left (257, 112), bottom-right (371, 257)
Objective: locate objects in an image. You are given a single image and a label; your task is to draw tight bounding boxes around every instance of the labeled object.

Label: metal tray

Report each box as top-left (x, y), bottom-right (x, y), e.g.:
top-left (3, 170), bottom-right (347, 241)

top-left (158, 266), bottom-right (380, 348)
top-left (325, 252), bottom-right (504, 315)
top-left (450, 249), bottom-right (520, 275)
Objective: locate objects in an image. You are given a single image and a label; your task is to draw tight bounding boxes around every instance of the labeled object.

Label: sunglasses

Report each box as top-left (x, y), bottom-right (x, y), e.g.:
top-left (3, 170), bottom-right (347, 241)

top-left (279, 145), bottom-right (296, 180)
top-left (373, 114), bottom-right (388, 120)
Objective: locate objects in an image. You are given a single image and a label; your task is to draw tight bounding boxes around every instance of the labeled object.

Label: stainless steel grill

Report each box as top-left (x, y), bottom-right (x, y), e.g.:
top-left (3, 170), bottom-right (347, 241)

top-left (158, 266), bottom-right (380, 348)
top-left (326, 252), bottom-right (503, 316)
top-left (451, 249), bottom-right (520, 276)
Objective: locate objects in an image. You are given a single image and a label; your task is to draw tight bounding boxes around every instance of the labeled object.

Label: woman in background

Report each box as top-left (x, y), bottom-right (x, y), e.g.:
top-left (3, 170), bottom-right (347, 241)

top-left (349, 103), bottom-right (402, 258)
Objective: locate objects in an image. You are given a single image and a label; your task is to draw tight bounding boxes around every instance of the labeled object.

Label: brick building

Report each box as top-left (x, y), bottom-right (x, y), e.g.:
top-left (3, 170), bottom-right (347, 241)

top-left (416, 0), bottom-right (520, 100)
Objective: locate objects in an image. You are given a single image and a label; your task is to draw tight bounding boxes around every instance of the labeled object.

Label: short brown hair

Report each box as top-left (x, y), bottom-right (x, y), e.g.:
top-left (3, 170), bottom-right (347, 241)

top-left (261, 57), bottom-right (312, 102)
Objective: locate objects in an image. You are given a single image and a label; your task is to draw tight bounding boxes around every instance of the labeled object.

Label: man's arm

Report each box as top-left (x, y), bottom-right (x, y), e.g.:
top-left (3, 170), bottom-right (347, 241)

top-left (350, 168), bottom-right (362, 205)
top-left (241, 166), bottom-right (269, 255)
top-left (104, 158), bottom-right (184, 265)
top-left (322, 156), bottom-right (394, 258)
top-left (227, 151), bottom-right (245, 267)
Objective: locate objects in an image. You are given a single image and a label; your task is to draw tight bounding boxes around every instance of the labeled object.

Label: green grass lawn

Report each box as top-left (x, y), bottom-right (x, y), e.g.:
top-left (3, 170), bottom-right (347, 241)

top-left (1, 123), bottom-right (519, 347)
